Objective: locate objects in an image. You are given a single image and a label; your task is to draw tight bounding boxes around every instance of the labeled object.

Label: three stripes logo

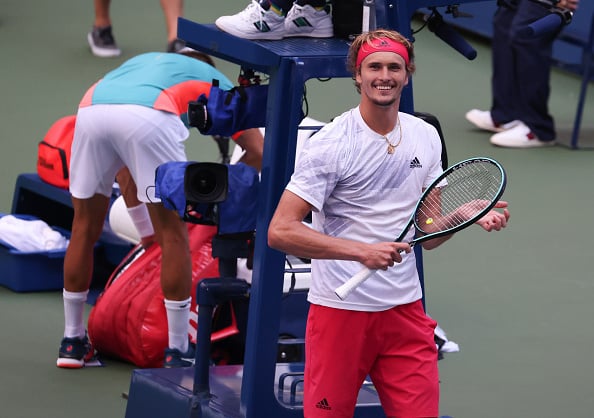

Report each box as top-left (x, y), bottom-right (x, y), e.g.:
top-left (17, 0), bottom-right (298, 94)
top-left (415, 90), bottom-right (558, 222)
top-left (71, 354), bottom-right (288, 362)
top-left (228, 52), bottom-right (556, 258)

top-left (315, 398), bottom-right (331, 410)
top-left (290, 16), bottom-right (313, 29)
top-left (253, 21), bottom-right (272, 33)
top-left (409, 157), bottom-right (422, 168)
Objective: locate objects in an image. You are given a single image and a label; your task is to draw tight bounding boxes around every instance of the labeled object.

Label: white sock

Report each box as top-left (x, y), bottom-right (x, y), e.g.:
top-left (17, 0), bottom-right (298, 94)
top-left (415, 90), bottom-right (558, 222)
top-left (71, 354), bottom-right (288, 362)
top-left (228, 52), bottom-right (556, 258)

top-left (164, 297), bottom-right (192, 353)
top-left (63, 289), bottom-right (88, 339)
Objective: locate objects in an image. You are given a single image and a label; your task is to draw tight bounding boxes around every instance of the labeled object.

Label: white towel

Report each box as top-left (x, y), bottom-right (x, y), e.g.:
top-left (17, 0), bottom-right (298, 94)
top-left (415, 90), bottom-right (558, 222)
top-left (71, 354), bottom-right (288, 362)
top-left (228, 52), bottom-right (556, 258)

top-left (0, 215), bottom-right (69, 252)
top-left (434, 323), bottom-right (460, 353)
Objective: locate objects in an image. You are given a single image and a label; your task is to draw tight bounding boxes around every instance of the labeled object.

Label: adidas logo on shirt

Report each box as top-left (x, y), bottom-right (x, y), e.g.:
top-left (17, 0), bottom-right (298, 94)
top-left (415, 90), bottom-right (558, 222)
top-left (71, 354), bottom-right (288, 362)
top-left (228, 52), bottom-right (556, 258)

top-left (410, 157), bottom-right (422, 168)
top-left (315, 398), bottom-right (332, 410)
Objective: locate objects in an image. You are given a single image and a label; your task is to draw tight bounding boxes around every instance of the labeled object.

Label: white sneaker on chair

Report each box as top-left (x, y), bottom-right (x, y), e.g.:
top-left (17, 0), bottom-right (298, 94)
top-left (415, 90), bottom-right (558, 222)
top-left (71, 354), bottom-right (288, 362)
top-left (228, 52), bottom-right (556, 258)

top-left (490, 122), bottom-right (556, 148)
top-left (284, 4), bottom-right (333, 38)
top-left (215, 1), bottom-right (285, 40)
top-left (465, 109), bottom-right (519, 133)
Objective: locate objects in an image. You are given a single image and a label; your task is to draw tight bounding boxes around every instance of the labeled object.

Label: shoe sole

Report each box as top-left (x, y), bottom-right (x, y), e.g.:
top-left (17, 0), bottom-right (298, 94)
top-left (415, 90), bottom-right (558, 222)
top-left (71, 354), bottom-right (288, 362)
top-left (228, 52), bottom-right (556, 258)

top-left (283, 30), bottom-right (334, 38)
top-left (56, 358), bottom-right (85, 368)
top-left (163, 357), bottom-right (194, 368)
top-left (214, 22), bottom-right (284, 40)
top-left (87, 33), bottom-right (121, 58)
top-left (490, 139), bottom-right (556, 148)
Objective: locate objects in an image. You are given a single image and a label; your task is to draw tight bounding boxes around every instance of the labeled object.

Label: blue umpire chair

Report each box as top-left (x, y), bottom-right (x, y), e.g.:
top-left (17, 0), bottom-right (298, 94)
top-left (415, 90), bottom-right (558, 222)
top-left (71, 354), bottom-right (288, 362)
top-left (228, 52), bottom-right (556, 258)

top-left (124, 2), bottom-right (491, 417)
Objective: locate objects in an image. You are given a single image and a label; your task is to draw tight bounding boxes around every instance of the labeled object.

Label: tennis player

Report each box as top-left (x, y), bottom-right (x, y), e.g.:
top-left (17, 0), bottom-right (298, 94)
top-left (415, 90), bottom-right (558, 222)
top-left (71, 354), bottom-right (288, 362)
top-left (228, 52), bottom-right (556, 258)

top-left (268, 29), bottom-right (510, 417)
top-left (57, 50), bottom-right (263, 369)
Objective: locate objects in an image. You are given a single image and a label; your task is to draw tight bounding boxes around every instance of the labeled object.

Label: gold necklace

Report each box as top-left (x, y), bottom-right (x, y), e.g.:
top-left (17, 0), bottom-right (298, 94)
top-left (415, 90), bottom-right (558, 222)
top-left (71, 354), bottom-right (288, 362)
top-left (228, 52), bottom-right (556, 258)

top-left (382, 117), bottom-right (402, 154)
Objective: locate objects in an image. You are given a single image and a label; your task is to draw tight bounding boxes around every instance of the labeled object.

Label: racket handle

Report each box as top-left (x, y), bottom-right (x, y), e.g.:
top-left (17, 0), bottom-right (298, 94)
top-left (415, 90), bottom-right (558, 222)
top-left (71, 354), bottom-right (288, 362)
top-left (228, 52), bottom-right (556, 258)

top-left (335, 267), bottom-right (374, 300)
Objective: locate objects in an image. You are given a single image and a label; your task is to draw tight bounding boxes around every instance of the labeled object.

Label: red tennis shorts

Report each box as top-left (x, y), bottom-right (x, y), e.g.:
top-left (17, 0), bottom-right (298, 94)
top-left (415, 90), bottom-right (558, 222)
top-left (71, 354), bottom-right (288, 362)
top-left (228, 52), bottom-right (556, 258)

top-left (303, 300), bottom-right (439, 418)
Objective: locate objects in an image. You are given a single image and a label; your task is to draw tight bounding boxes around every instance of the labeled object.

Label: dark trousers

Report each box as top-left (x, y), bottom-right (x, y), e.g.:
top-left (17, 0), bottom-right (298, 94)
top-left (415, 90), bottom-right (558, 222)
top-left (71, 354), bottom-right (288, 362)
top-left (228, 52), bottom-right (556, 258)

top-left (491, 0), bottom-right (557, 141)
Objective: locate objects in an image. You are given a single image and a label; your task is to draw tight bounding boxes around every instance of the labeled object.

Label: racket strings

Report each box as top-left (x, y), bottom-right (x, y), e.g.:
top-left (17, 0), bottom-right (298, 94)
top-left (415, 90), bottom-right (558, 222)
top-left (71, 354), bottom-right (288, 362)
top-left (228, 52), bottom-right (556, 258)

top-left (415, 163), bottom-right (503, 234)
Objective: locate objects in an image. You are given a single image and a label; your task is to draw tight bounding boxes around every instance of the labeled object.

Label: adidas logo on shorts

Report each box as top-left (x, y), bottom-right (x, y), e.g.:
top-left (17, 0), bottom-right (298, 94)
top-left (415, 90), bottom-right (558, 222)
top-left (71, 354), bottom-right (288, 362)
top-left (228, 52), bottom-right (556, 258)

top-left (315, 398), bottom-right (332, 410)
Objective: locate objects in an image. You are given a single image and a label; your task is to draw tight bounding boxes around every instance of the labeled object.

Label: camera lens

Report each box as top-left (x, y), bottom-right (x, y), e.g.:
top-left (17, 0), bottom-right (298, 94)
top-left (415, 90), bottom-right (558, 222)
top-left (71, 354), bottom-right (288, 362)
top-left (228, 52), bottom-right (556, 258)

top-left (192, 169), bottom-right (217, 195)
top-left (184, 162), bottom-right (228, 203)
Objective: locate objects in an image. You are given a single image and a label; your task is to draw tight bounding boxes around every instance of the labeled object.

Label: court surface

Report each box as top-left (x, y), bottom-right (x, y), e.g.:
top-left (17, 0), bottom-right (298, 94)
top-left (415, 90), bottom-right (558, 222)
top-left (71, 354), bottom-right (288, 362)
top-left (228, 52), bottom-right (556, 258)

top-left (1, 1), bottom-right (593, 417)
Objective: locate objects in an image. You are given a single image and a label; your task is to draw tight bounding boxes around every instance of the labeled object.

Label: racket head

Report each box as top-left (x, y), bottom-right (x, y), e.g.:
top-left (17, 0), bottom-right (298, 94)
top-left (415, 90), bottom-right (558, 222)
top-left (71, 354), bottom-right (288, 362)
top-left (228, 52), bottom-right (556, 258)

top-left (412, 157), bottom-right (506, 241)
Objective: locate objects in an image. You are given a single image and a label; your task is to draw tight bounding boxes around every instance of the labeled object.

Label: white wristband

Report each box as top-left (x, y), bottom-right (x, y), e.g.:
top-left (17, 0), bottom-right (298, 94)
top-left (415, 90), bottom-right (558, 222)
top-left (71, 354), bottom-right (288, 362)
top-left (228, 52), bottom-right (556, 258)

top-left (127, 203), bottom-right (154, 238)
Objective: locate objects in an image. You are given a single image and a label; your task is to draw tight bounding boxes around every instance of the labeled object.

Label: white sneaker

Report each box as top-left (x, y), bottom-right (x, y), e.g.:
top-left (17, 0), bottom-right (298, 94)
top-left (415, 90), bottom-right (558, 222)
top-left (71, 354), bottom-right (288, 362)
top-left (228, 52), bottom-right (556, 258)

top-left (465, 109), bottom-right (519, 133)
top-left (489, 122), bottom-right (556, 148)
top-left (284, 4), bottom-right (333, 38)
top-left (215, 1), bottom-right (285, 40)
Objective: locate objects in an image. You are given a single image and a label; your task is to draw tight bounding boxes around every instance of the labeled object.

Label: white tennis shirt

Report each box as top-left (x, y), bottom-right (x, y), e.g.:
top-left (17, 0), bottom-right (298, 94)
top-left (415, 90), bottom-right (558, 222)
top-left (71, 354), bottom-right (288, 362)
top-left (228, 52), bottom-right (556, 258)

top-left (286, 107), bottom-right (443, 311)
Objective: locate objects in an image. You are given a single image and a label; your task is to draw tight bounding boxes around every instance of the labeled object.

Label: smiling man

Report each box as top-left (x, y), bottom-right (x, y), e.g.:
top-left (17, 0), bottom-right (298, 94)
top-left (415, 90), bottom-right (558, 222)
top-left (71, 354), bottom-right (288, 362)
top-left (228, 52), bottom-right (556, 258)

top-left (268, 29), bottom-right (509, 418)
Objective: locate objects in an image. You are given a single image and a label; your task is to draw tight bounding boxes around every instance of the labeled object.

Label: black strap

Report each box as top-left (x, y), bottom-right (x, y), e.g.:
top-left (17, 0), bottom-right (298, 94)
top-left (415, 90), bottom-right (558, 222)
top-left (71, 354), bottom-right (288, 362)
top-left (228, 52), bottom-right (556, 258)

top-left (39, 141), bottom-right (69, 179)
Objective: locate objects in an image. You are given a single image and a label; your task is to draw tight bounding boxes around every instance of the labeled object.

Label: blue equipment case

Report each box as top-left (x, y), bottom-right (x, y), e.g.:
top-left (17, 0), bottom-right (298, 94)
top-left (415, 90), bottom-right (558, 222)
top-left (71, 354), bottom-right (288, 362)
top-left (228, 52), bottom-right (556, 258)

top-left (0, 173), bottom-right (132, 292)
top-left (125, 2), bottom-right (492, 417)
top-left (0, 213), bottom-right (70, 292)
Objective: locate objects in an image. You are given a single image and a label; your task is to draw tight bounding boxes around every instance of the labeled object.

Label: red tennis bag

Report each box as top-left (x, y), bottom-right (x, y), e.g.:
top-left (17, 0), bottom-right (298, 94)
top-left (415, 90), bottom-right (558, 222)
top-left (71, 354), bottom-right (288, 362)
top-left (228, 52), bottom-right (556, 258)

top-left (88, 223), bottom-right (222, 368)
top-left (37, 115), bottom-right (76, 189)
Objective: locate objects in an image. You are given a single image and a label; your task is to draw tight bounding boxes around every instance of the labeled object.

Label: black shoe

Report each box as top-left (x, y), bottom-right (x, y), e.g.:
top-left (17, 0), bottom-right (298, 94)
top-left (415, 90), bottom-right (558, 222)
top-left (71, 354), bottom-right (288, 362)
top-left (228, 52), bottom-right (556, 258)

top-left (163, 343), bottom-right (195, 368)
top-left (57, 333), bottom-right (95, 369)
top-left (87, 26), bottom-right (121, 58)
top-left (167, 39), bottom-right (186, 53)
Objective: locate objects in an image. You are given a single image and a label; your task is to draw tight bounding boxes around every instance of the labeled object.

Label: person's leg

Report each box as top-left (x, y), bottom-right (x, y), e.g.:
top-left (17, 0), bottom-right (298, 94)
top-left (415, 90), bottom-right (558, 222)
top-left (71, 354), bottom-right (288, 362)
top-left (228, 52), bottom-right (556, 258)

top-left (491, 3), bottom-right (518, 125)
top-left (369, 301), bottom-right (439, 418)
top-left (303, 305), bottom-right (375, 418)
top-left (508, 0), bottom-right (556, 141)
top-left (160, 0), bottom-right (186, 51)
top-left (147, 204), bottom-right (192, 301)
top-left (88, 0), bottom-right (121, 57)
top-left (465, 4), bottom-right (519, 133)
top-left (64, 195), bottom-right (110, 294)
top-left (58, 194), bottom-right (110, 368)
top-left (264, 0), bottom-right (294, 14)
top-left (122, 105), bottom-right (193, 366)
top-left (160, 0), bottom-right (183, 42)
top-left (147, 202), bottom-right (193, 365)
top-left (92, 0), bottom-right (112, 28)
top-left (58, 104), bottom-right (121, 368)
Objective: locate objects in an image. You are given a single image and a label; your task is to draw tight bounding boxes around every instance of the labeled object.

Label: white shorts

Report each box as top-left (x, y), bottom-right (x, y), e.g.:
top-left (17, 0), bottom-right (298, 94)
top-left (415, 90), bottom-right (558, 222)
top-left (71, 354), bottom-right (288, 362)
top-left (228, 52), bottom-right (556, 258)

top-left (70, 104), bottom-right (189, 202)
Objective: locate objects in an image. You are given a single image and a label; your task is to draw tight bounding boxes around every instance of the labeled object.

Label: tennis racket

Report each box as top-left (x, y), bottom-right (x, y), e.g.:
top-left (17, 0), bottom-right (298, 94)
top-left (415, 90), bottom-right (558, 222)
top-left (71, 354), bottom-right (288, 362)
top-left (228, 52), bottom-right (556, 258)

top-left (334, 157), bottom-right (507, 300)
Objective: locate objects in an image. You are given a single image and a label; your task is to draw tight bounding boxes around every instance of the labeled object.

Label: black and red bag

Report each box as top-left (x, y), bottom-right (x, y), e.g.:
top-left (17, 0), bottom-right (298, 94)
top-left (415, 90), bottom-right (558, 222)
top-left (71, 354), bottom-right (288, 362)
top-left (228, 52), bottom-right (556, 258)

top-left (37, 115), bottom-right (76, 189)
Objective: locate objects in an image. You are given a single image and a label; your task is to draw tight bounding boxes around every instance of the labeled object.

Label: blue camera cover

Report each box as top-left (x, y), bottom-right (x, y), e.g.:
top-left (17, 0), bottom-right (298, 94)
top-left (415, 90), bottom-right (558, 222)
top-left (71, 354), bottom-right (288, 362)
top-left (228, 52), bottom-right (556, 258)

top-left (155, 161), bottom-right (259, 235)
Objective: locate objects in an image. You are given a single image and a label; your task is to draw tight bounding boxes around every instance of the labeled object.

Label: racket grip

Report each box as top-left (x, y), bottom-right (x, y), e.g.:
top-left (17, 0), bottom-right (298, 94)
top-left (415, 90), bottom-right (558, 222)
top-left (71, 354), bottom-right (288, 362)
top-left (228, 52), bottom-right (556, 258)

top-left (335, 267), bottom-right (374, 300)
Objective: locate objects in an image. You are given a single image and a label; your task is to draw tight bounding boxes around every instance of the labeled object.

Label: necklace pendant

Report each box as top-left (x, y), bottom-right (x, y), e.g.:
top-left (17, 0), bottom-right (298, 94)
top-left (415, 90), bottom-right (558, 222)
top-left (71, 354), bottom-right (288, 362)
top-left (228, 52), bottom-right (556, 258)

top-left (387, 144), bottom-right (395, 154)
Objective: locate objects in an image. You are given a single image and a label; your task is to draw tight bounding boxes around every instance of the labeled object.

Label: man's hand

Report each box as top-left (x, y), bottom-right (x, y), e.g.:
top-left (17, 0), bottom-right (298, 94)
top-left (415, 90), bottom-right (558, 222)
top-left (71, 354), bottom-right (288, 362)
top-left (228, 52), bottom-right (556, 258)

top-left (558, 0), bottom-right (579, 12)
top-left (360, 242), bottom-right (412, 270)
top-left (475, 201), bottom-right (510, 231)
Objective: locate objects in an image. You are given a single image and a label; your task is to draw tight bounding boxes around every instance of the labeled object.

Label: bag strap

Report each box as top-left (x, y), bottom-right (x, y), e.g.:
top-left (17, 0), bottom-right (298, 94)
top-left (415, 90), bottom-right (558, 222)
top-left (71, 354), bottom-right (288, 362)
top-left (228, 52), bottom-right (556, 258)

top-left (39, 140), bottom-right (69, 180)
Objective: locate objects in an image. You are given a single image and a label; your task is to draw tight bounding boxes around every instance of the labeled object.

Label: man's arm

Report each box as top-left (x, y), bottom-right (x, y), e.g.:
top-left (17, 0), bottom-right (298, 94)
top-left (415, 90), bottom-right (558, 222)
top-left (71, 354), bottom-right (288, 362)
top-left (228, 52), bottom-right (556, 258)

top-left (268, 190), bottom-right (411, 271)
top-left (234, 128), bottom-right (264, 171)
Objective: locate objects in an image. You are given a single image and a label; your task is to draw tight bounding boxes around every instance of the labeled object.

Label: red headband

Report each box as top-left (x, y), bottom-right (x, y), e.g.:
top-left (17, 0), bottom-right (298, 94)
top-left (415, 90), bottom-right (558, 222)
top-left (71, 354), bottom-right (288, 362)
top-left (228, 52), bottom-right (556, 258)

top-left (356, 37), bottom-right (410, 68)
